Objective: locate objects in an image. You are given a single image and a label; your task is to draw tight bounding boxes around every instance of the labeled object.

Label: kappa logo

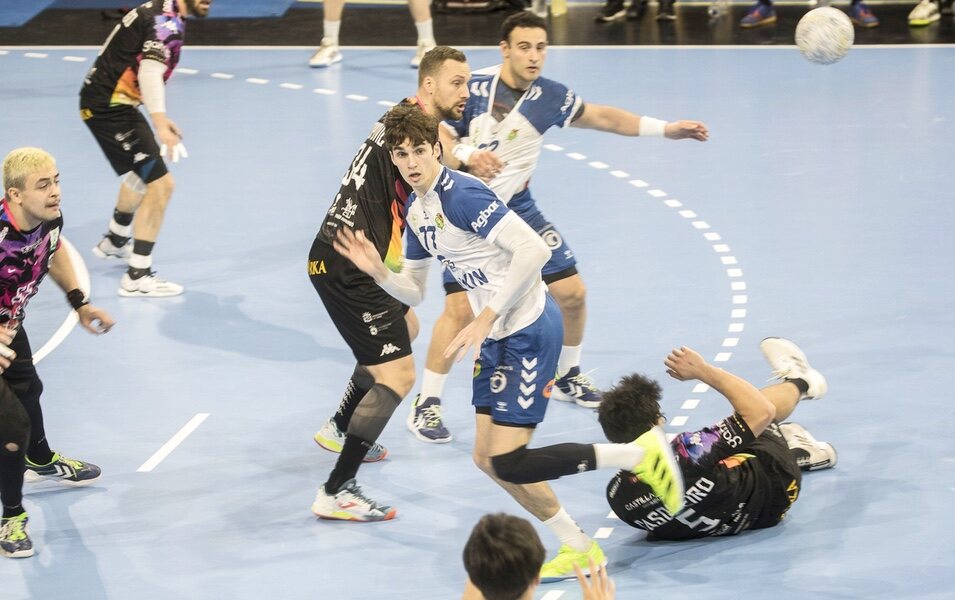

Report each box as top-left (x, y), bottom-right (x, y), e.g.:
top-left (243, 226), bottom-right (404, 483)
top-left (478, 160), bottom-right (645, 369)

top-left (380, 343), bottom-right (401, 356)
top-left (133, 152), bottom-right (149, 164)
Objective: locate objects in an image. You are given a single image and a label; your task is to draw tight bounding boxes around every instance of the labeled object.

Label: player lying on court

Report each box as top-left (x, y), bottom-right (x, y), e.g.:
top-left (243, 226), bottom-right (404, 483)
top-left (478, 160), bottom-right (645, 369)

top-left (600, 338), bottom-right (836, 540)
top-left (332, 104), bottom-right (684, 580)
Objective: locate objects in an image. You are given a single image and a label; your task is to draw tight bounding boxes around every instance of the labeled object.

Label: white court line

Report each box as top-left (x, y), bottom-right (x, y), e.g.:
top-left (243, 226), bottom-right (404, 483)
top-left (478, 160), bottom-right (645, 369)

top-left (137, 413), bottom-right (210, 472)
top-left (610, 170), bottom-right (629, 178)
top-left (670, 415), bottom-right (688, 427)
top-left (540, 591), bottom-right (565, 600)
top-left (24, 52), bottom-right (48, 58)
top-left (211, 72), bottom-right (234, 79)
top-left (377, 100), bottom-right (396, 107)
top-left (692, 383), bottom-right (710, 393)
top-left (566, 152), bottom-right (586, 160)
top-left (177, 67), bottom-right (199, 74)
top-left (606, 510), bottom-right (618, 519)
top-left (245, 77), bottom-right (269, 84)
top-left (34, 237), bottom-right (88, 364)
top-left (589, 161), bottom-right (608, 169)
top-left (594, 527), bottom-right (614, 539)
top-left (62, 56), bottom-right (87, 62)
top-left (721, 255), bottom-right (738, 264)
top-left (280, 82), bottom-right (303, 90)
top-left (543, 144), bottom-right (563, 151)
top-left (313, 88), bottom-right (335, 95)
top-left (345, 94), bottom-right (368, 101)
top-left (681, 399), bottom-right (700, 410)
top-left (647, 189), bottom-right (667, 197)
top-left (704, 232), bottom-right (721, 241)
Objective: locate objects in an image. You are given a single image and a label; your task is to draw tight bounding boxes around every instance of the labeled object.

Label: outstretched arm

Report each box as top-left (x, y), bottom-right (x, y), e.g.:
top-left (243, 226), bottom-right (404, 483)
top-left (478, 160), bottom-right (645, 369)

top-left (571, 103), bottom-right (708, 141)
top-left (665, 346), bottom-right (775, 435)
top-left (333, 227), bottom-right (430, 306)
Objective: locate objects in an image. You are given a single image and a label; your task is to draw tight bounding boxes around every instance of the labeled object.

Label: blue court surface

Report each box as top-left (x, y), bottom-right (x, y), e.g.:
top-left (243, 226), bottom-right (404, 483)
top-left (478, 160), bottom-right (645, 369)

top-left (0, 45), bottom-right (952, 599)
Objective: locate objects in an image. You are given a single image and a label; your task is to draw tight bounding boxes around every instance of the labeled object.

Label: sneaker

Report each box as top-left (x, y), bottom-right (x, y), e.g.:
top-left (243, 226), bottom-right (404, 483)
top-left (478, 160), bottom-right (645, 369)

top-left (0, 513), bottom-right (33, 558)
top-left (118, 271), bottom-right (184, 297)
top-left (908, 0), bottom-right (940, 25)
top-left (740, 2), bottom-right (776, 27)
top-left (407, 394), bottom-right (452, 443)
top-left (632, 425), bottom-right (685, 515)
top-left (850, 1), bottom-right (879, 27)
top-left (595, 0), bottom-right (626, 22)
top-left (410, 39), bottom-right (436, 68)
top-left (308, 39), bottom-right (342, 68)
top-left (540, 541), bottom-right (606, 583)
top-left (759, 337), bottom-right (828, 401)
top-left (553, 366), bottom-right (602, 408)
top-left (779, 422), bottom-right (837, 471)
top-left (626, 0), bottom-right (649, 19)
top-left (313, 418), bottom-right (388, 462)
top-left (656, 0), bottom-right (676, 20)
top-left (92, 235), bottom-right (131, 260)
top-left (24, 453), bottom-right (101, 486)
top-left (311, 478), bottom-right (396, 521)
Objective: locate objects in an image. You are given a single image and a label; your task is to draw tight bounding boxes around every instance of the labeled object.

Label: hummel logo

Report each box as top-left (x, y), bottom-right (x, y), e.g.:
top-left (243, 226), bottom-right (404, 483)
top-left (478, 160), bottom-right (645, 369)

top-left (521, 357), bottom-right (538, 369)
top-left (380, 343), bottom-right (400, 356)
top-left (517, 396), bottom-right (534, 409)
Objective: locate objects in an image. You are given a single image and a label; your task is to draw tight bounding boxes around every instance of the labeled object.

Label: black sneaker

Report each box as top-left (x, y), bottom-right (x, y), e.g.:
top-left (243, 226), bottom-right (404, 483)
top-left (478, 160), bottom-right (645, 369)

top-left (24, 453), bottom-right (101, 486)
top-left (657, 0), bottom-right (676, 20)
top-left (626, 0), bottom-right (649, 18)
top-left (596, 0), bottom-right (626, 22)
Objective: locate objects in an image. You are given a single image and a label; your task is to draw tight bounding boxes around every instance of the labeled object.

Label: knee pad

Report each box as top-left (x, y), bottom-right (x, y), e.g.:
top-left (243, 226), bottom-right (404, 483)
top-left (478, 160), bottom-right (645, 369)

top-left (122, 172), bottom-right (147, 194)
top-left (490, 445), bottom-right (531, 484)
top-left (347, 384), bottom-right (402, 443)
top-left (0, 400), bottom-right (30, 456)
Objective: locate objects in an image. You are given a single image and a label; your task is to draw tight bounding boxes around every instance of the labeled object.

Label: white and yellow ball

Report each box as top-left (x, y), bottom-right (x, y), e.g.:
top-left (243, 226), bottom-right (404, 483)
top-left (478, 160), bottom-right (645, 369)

top-left (795, 7), bottom-right (855, 65)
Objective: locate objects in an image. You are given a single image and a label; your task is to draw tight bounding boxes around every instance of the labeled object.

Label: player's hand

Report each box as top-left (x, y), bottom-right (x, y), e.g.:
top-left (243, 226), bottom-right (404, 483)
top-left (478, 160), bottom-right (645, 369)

top-left (467, 150), bottom-right (505, 180)
top-left (333, 227), bottom-right (387, 281)
top-left (156, 117), bottom-right (188, 162)
top-left (444, 310), bottom-right (494, 363)
top-left (0, 327), bottom-right (16, 373)
top-left (573, 557), bottom-right (616, 600)
top-left (664, 346), bottom-right (710, 381)
top-left (665, 120), bottom-right (708, 142)
top-left (77, 305), bottom-right (115, 335)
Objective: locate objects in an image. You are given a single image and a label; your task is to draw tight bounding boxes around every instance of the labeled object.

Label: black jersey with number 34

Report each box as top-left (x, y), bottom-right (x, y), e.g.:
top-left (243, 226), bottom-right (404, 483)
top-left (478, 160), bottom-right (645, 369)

top-left (317, 101), bottom-right (415, 272)
top-left (606, 413), bottom-right (781, 540)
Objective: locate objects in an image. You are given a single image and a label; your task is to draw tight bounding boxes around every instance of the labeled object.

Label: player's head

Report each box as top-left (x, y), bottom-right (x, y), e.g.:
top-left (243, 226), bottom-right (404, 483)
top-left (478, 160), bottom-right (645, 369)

top-left (499, 12), bottom-right (548, 89)
top-left (418, 46), bottom-right (471, 121)
top-left (598, 374), bottom-right (666, 442)
top-left (383, 105), bottom-right (443, 190)
top-left (183, 0), bottom-right (212, 18)
top-left (2, 147), bottom-right (61, 229)
top-left (463, 513), bottom-right (545, 600)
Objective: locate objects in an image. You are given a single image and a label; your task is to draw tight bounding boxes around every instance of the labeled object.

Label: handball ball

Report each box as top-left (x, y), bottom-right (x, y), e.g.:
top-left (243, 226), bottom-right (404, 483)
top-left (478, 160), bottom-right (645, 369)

top-left (795, 7), bottom-right (855, 65)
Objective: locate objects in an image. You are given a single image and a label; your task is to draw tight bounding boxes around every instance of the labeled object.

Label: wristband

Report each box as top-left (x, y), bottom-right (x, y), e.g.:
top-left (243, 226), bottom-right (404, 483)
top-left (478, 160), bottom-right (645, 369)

top-left (66, 289), bottom-right (88, 311)
top-left (451, 143), bottom-right (477, 165)
top-left (638, 116), bottom-right (668, 138)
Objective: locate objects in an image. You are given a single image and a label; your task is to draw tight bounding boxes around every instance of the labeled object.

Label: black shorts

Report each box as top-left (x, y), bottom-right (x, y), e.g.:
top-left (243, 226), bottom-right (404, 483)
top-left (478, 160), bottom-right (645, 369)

top-left (80, 103), bottom-right (168, 184)
top-left (308, 239), bottom-right (411, 366)
top-left (749, 422), bottom-right (803, 528)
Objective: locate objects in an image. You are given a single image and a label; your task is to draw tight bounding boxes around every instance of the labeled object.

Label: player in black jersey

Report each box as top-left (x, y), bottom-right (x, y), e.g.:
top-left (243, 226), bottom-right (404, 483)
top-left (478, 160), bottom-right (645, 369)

top-left (308, 47), bottom-right (472, 522)
top-left (601, 338), bottom-right (837, 541)
top-left (80, 0), bottom-right (210, 297)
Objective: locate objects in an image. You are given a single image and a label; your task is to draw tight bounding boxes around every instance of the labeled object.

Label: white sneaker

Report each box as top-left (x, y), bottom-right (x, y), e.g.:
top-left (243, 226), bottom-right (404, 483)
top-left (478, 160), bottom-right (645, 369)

top-left (311, 478), bottom-right (397, 522)
top-left (308, 39), bottom-right (342, 68)
top-left (779, 422), bottom-right (837, 471)
top-left (759, 337), bottom-right (827, 400)
top-left (118, 272), bottom-right (184, 297)
top-left (908, 0), bottom-right (940, 25)
top-left (410, 39), bottom-right (436, 68)
top-left (92, 236), bottom-right (131, 260)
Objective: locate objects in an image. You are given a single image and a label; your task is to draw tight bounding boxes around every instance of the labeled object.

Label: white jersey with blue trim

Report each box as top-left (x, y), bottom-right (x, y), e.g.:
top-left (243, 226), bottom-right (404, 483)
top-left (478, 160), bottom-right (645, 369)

top-left (449, 65), bottom-right (583, 205)
top-left (404, 167), bottom-right (547, 340)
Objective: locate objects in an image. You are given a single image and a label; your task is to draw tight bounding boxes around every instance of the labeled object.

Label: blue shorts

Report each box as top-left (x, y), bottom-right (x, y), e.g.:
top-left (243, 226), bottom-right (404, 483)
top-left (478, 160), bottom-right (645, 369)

top-left (472, 295), bottom-right (563, 426)
top-left (442, 189), bottom-right (577, 292)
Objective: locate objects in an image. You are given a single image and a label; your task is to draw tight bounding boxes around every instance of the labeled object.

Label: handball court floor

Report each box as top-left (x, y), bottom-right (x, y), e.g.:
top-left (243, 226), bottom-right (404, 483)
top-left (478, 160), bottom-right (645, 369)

top-left (0, 44), bottom-right (952, 599)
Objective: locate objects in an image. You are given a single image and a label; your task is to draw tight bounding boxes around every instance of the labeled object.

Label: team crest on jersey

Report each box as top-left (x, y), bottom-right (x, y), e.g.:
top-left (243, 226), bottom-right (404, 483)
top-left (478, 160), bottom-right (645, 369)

top-left (490, 370), bottom-right (507, 394)
top-left (435, 213), bottom-right (445, 229)
top-left (472, 362), bottom-right (481, 379)
top-left (542, 378), bottom-right (554, 398)
top-left (507, 129), bottom-right (519, 141)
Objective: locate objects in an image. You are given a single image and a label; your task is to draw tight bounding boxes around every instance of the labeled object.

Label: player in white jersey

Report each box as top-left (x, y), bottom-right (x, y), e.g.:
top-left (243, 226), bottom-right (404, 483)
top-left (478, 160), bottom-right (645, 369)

top-left (406, 11), bottom-right (709, 444)
top-left (332, 105), bottom-right (685, 581)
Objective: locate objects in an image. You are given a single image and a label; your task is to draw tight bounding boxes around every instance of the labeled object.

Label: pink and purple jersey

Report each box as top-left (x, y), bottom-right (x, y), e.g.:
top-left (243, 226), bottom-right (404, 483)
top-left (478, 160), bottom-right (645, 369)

top-left (0, 200), bottom-right (62, 332)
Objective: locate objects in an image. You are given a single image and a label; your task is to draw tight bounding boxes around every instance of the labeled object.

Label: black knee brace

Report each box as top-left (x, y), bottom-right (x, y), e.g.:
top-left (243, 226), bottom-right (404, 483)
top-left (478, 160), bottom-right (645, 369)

top-left (491, 443), bottom-right (597, 484)
top-left (0, 391), bottom-right (30, 455)
top-left (346, 384), bottom-right (402, 443)
top-left (490, 445), bottom-right (532, 484)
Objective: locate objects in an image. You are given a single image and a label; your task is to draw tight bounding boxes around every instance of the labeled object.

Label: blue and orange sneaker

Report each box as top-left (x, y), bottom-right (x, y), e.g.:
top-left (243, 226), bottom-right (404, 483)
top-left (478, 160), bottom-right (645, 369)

top-left (740, 1), bottom-right (776, 28)
top-left (850, 1), bottom-right (879, 27)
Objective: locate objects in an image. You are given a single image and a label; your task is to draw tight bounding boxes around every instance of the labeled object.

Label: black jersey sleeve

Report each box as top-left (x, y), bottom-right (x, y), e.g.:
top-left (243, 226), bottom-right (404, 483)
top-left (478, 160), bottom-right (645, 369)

top-left (672, 413), bottom-right (757, 472)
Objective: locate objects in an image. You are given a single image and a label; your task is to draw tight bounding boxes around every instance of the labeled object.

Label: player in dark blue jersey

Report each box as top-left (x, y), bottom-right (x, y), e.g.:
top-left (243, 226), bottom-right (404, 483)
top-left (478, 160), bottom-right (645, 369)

top-left (601, 338), bottom-right (837, 541)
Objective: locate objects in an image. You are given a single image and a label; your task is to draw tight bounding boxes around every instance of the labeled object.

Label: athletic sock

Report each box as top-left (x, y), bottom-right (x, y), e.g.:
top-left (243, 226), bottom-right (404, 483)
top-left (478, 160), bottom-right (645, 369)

top-left (594, 442), bottom-right (646, 471)
top-left (787, 378), bottom-right (810, 396)
top-left (557, 345), bottom-right (582, 376)
top-left (415, 19), bottom-right (434, 43)
top-left (324, 433), bottom-right (371, 493)
top-left (543, 507), bottom-right (591, 552)
top-left (332, 366), bottom-right (375, 431)
top-left (418, 368), bottom-right (448, 400)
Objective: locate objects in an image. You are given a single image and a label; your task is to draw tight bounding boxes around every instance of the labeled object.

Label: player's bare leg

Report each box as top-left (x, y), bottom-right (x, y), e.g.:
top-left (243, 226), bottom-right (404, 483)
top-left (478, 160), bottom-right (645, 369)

top-left (547, 275), bottom-right (601, 408)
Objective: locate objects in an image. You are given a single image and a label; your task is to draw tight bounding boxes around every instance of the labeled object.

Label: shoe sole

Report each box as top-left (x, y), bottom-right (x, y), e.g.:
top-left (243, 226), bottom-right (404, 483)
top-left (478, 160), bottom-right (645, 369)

top-left (24, 470), bottom-right (101, 487)
top-left (309, 54), bottom-right (342, 68)
top-left (91, 247), bottom-right (130, 260)
top-left (740, 16), bottom-right (776, 28)
top-left (311, 506), bottom-right (397, 521)
top-left (540, 552), bottom-right (608, 583)
top-left (550, 387), bottom-right (600, 408)
top-left (117, 288), bottom-right (184, 298)
top-left (313, 434), bottom-right (388, 462)
top-left (636, 426), bottom-right (685, 515)
top-left (0, 546), bottom-right (34, 558)
top-left (405, 411), bottom-right (453, 444)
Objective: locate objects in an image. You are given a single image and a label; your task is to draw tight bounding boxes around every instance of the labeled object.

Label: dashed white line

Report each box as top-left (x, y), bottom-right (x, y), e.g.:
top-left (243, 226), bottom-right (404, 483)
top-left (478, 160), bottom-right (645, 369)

top-left (721, 255), bottom-right (738, 264)
top-left (313, 88), bottom-right (335, 95)
top-left (647, 189), bottom-right (667, 197)
top-left (731, 281), bottom-right (747, 291)
top-left (713, 243), bottom-right (730, 252)
top-left (732, 294), bottom-right (748, 304)
top-left (345, 93), bottom-right (368, 101)
top-left (246, 77), bottom-right (269, 84)
top-left (540, 591), bottom-right (565, 600)
top-left (594, 527), bottom-right (614, 539)
top-left (137, 413), bottom-right (210, 472)
top-left (566, 152), bottom-right (586, 160)
top-left (610, 170), bottom-right (629, 178)
top-left (692, 221), bottom-right (711, 229)
top-left (0, 50), bottom-right (8, 55)
top-left (664, 199), bottom-right (683, 207)
top-left (280, 82), bottom-right (303, 90)
top-left (722, 337), bottom-right (739, 347)
top-left (731, 308), bottom-right (747, 318)
top-left (629, 179), bottom-right (648, 188)
top-left (589, 161), bottom-right (608, 169)
top-left (62, 56), bottom-right (87, 62)
top-left (24, 52), bottom-right (48, 58)
top-left (606, 510), bottom-right (618, 519)
top-left (714, 352), bottom-right (732, 362)
top-left (681, 399), bottom-right (700, 410)
top-left (727, 268), bottom-right (743, 277)
top-left (543, 143), bottom-right (564, 151)
top-left (678, 210), bottom-right (697, 218)
top-left (692, 383), bottom-right (710, 393)
top-left (377, 100), bottom-right (396, 107)
top-left (211, 72), bottom-right (234, 79)
top-left (178, 67), bottom-right (199, 75)
top-left (670, 415), bottom-right (689, 426)
top-left (704, 232), bottom-right (722, 241)
top-left (728, 323), bottom-right (745, 333)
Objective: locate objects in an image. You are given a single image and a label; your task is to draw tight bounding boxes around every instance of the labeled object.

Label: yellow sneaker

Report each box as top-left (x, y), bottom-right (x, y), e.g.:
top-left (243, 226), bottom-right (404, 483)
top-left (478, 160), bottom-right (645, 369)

top-left (633, 425), bottom-right (685, 515)
top-left (540, 541), bottom-right (606, 583)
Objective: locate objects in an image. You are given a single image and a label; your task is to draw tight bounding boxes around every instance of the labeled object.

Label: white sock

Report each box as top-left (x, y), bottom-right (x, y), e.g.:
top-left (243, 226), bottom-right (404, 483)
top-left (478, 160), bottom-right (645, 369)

top-left (419, 368), bottom-right (448, 400)
top-left (128, 252), bottom-right (152, 271)
top-left (323, 20), bottom-right (340, 43)
top-left (557, 345), bottom-right (582, 376)
top-left (543, 507), bottom-right (591, 553)
top-left (594, 443), bottom-right (646, 471)
top-left (415, 19), bottom-right (434, 43)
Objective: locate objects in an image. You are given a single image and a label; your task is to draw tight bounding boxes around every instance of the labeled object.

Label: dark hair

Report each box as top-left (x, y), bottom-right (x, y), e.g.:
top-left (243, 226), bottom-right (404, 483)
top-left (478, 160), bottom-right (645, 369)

top-left (463, 513), bottom-right (545, 600)
top-left (418, 45), bottom-right (468, 86)
top-left (382, 104), bottom-right (440, 150)
top-left (500, 12), bottom-right (547, 44)
top-left (598, 373), bottom-right (664, 443)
